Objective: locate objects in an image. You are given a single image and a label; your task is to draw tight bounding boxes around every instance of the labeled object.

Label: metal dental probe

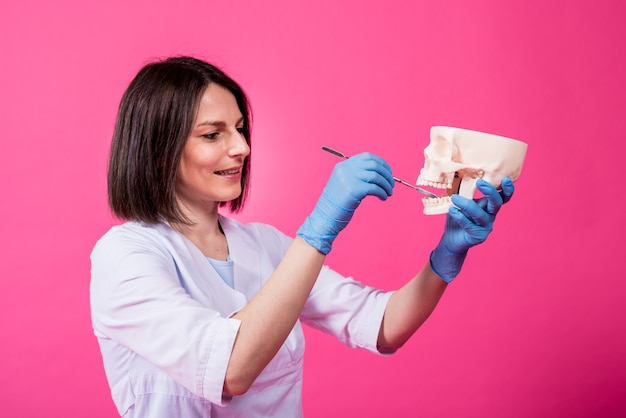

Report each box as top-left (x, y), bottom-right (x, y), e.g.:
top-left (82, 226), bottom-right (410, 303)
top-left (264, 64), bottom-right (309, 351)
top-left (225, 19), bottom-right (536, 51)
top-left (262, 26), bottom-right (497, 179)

top-left (321, 146), bottom-right (439, 199)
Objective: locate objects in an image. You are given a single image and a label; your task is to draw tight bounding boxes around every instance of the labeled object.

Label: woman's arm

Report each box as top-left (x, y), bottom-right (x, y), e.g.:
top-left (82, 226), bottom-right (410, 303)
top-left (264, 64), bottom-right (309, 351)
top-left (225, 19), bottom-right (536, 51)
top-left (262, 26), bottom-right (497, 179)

top-left (377, 178), bottom-right (515, 352)
top-left (224, 153), bottom-right (395, 396)
top-left (226, 237), bottom-right (324, 395)
top-left (377, 263), bottom-right (447, 352)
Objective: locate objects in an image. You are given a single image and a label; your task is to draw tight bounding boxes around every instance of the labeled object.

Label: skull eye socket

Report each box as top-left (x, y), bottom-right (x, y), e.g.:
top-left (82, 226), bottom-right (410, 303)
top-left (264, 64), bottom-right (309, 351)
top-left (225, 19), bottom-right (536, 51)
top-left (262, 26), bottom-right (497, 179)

top-left (433, 135), bottom-right (451, 157)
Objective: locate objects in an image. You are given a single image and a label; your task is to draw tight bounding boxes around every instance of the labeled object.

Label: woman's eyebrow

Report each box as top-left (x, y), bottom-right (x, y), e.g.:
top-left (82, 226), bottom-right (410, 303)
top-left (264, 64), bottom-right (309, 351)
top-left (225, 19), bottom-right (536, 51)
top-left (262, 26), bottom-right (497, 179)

top-left (197, 120), bottom-right (225, 128)
top-left (196, 116), bottom-right (244, 128)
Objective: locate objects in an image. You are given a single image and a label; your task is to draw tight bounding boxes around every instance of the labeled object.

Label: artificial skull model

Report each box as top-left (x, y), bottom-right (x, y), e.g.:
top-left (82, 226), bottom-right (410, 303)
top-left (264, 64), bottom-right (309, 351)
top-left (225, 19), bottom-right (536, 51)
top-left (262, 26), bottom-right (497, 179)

top-left (416, 126), bottom-right (528, 215)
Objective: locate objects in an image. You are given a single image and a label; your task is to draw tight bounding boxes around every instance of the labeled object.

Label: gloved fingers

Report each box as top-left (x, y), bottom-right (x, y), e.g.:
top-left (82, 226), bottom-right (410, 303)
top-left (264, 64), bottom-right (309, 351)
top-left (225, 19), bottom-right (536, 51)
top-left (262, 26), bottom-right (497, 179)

top-left (350, 153), bottom-right (395, 185)
top-left (476, 179), bottom-right (504, 216)
top-left (350, 152), bottom-right (392, 172)
top-left (450, 194), bottom-right (492, 227)
top-left (446, 205), bottom-right (476, 231)
top-left (344, 153), bottom-right (395, 197)
top-left (353, 180), bottom-right (394, 201)
top-left (324, 155), bottom-right (394, 210)
top-left (500, 177), bottom-right (515, 204)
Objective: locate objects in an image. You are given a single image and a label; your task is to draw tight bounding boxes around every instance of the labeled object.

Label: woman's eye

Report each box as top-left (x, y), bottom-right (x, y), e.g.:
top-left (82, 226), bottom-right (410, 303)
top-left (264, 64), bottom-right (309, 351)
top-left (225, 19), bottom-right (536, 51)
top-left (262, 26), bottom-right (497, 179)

top-left (202, 132), bottom-right (219, 140)
top-left (236, 127), bottom-right (245, 135)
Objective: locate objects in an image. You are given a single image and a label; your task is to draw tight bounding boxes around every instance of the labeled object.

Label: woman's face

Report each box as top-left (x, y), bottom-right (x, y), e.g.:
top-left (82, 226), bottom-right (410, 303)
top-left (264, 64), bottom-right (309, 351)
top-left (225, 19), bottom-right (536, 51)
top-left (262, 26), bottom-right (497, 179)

top-left (176, 83), bottom-right (250, 215)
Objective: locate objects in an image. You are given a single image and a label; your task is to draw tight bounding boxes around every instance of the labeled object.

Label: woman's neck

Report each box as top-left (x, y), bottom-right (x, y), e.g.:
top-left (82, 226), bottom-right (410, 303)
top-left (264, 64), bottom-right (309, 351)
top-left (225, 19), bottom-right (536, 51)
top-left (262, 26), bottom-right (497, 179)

top-left (172, 207), bottom-right (229, 261)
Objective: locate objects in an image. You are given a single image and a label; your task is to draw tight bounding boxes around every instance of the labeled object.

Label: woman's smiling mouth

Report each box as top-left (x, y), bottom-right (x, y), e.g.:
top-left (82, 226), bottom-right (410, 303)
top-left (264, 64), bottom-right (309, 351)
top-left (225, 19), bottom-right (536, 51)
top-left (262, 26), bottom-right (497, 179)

top-left (215, 167), bottom-right (241, 176)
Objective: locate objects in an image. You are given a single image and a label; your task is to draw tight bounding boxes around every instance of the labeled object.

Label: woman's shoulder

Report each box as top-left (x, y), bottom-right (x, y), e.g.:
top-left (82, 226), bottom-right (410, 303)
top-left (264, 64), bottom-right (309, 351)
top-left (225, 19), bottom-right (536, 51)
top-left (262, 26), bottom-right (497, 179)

top-left (96, 220), bottom-right (162, 242)
top-left (91, 221), bottom-right (171, 258)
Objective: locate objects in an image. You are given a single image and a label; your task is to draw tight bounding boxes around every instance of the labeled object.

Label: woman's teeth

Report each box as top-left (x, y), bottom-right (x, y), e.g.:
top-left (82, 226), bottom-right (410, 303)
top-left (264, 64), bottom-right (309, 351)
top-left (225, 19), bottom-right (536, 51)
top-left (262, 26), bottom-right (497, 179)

top-left (216, 169), bottom-right (239, 175)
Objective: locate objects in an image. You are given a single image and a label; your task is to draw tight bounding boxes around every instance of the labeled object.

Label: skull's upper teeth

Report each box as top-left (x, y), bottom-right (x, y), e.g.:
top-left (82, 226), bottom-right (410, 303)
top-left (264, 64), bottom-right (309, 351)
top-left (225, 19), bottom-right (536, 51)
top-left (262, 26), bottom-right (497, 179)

top-left (416, 178), bottom-right (452, 189)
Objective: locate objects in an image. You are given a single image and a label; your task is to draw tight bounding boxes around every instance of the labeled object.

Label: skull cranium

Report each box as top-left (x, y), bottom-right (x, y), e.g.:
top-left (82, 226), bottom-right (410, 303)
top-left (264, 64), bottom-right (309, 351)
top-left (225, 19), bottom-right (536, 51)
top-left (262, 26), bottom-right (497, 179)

top-left (416, 126), bottom-right (528, 215)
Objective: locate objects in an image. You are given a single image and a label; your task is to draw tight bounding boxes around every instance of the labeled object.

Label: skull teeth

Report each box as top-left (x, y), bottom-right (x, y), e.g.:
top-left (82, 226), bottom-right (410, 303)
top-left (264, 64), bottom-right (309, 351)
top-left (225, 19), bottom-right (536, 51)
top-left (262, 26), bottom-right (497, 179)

top-left (422, 196), bottom-right (451, 204)
top-left (421, 195), bottom-right (453, 215)
top-left (416, 178), bottom-right (452, 189)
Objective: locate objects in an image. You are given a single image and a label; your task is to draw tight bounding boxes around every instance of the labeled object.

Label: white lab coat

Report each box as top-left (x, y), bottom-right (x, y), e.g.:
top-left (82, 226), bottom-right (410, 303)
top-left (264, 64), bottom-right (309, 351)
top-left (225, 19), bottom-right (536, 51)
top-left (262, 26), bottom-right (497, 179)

top-left (90, 215), bottom-right (392, 417)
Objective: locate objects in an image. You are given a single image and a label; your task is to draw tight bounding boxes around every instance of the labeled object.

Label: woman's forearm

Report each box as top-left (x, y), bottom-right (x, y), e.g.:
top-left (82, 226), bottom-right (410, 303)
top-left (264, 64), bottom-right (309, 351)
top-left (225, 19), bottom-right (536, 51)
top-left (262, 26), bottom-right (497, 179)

top-left (377, 263), bottom-right (448, 352)
top-left (225, 237), bottom-right (325, 395)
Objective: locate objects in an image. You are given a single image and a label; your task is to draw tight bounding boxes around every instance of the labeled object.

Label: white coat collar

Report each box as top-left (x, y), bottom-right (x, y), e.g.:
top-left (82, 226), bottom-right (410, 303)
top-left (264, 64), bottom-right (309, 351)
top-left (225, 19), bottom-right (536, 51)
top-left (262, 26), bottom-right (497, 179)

top-left (149, 216), bottom-right (260, 317)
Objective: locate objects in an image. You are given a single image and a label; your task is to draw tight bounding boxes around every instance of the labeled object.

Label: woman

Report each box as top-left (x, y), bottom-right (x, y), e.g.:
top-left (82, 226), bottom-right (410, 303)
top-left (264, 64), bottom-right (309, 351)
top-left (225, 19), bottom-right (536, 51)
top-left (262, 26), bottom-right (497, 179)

top-left (90, 56), bottom-right (514, 417)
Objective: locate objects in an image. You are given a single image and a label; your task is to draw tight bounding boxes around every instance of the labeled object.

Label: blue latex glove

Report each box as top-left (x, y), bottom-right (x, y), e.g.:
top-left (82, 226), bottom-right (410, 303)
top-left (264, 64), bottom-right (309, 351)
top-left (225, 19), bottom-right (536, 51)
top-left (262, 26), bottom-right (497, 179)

top-left (297, 152), bottom-right (394, 254)
top-left (430, 177), bottom-right (515, 283)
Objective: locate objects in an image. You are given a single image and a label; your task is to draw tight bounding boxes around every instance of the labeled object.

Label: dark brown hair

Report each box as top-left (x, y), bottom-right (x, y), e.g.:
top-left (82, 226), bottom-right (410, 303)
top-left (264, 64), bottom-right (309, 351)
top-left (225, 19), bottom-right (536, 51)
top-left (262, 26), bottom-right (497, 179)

top-left (107, 56), bottom-right (252, 223)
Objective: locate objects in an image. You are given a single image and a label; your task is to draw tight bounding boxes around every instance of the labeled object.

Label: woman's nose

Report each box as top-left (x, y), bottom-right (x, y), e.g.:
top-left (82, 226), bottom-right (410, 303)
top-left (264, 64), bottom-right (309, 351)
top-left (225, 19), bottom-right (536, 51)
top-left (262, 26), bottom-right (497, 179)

top-left (229, 130), bottom-right (250, 157)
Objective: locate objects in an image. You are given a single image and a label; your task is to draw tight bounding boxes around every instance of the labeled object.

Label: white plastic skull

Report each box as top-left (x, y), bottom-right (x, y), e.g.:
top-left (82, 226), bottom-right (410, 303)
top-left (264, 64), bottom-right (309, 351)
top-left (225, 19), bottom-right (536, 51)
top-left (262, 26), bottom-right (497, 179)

top-left (416, 126), bottom-right (528, 215)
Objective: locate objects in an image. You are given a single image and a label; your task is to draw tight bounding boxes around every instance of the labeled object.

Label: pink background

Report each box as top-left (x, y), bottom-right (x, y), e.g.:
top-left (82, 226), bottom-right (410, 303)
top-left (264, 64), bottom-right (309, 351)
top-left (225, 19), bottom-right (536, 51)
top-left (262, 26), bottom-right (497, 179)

top-left (2, 0), bottom-right (625, 417)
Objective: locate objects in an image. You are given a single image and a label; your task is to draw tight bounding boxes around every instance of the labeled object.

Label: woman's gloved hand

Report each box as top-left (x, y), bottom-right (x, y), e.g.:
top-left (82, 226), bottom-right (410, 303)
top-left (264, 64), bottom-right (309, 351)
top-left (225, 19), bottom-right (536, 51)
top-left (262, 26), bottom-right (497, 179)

top-left (297, 152), bottom-right (395, 254)
top-left (430, 177), bottom-right (515, 282)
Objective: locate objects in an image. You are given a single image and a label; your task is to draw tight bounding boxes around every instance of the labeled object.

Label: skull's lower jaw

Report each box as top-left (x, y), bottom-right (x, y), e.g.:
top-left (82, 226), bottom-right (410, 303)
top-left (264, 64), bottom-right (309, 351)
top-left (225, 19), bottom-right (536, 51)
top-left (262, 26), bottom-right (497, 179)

top-left (422, 196), bottom-right (452, 215)
top-left (416, 174), bottom-right (460, 215)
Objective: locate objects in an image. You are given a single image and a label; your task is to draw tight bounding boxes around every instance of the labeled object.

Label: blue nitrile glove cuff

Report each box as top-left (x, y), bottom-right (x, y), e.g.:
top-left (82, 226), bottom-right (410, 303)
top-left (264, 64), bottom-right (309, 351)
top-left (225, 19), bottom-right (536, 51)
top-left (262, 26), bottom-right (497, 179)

top-left (296, 202), bottom-right (352, 254)
top-left (429, 245), bottom-right (468, 283)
